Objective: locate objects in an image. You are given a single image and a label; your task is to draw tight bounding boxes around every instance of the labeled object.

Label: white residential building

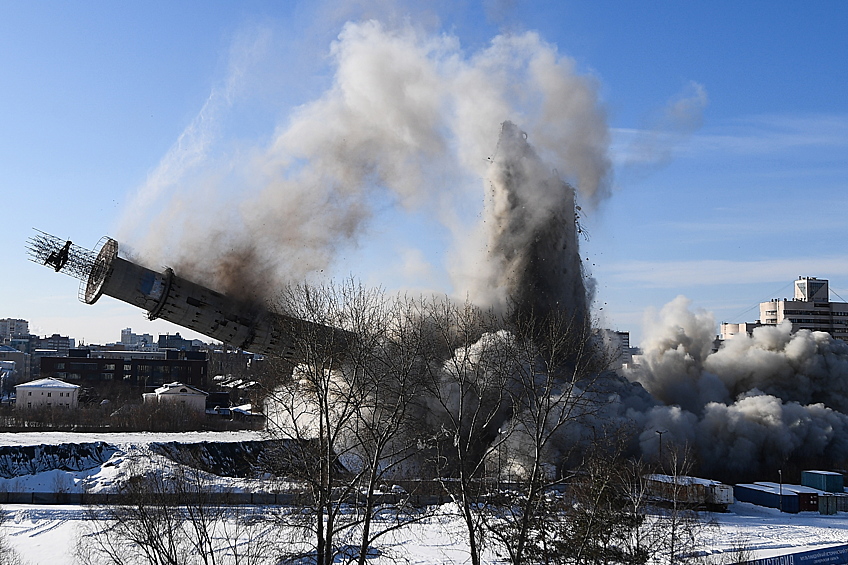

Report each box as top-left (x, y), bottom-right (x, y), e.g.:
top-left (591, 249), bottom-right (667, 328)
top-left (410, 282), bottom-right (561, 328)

top-left (15, 377), bottom-right (80, 409)
top-left (143, 382), bottom-right (207, 413)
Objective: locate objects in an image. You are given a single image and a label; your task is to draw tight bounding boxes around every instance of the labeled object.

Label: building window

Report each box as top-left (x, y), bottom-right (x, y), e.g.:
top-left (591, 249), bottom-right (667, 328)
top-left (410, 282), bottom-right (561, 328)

top-left (104, 364), bottom-right (116, 370)
top-left (47, 392), bottom-right (51, 397)
top-left (56, 363), bottom-right (65, 369)
top-left (124, 364), bottom-right (131, 371)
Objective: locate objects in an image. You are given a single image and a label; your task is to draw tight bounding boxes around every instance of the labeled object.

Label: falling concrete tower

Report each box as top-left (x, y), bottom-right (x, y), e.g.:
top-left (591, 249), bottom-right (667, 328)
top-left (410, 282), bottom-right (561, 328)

top-left (487, 121), bottom-right (590, 328)
top-left (26, 230), bottom-right (346, 361)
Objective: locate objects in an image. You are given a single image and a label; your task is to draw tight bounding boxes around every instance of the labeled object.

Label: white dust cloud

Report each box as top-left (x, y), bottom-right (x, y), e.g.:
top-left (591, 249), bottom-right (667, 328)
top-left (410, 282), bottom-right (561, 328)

top-left (117, 19), bottom-right (611, 308)
top-left (626, 298), bottom-right (848, 480)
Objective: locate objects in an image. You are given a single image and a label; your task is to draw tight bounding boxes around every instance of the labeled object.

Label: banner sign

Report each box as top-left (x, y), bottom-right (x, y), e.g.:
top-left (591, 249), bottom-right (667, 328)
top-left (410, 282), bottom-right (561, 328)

top-left (742, 545), bottom-right (848, 565)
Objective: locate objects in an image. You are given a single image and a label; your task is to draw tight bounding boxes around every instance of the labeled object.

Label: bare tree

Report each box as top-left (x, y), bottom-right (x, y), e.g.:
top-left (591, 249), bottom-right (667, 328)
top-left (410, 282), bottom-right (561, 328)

top-left (654, 447), bottom-right (705, 565)
top-left (0, 506), bottom-right (27, 565)
top-left (343, 294), bottom-right (438, 565)
top-left (479, 309), bottom-right (614, 565)
top-left (264, 281), bottom-right (433, 565)
top-left (548, 439), bottom-right (651, 565)
top-left (76, 460), bottom-right (279, 565)
top-left (416, 297), bottom-right (513, 565)
top-left (616, 458), bottom-right (669, 564)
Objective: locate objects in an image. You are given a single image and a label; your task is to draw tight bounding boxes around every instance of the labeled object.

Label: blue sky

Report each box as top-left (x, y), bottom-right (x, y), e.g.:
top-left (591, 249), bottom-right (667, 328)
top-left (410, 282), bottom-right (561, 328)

top-left (1, 1), bottom-right (846, 346)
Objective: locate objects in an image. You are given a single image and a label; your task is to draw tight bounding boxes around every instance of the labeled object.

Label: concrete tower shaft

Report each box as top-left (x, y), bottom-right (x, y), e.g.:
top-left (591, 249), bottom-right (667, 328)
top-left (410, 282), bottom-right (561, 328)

top-left (27, 231), bottom-right (346, 360)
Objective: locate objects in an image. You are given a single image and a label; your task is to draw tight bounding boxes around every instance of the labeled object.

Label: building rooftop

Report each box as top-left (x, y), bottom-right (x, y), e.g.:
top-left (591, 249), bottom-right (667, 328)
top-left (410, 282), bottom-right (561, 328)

top-left (153, 382), bottom-right (208, 395)
top-left (15, 377), bottom-right (80, 389)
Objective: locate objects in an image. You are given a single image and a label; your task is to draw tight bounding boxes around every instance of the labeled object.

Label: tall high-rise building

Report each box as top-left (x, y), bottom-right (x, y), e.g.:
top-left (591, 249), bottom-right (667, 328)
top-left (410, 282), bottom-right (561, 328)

top-left (120, 328), bottom-right (154, 349)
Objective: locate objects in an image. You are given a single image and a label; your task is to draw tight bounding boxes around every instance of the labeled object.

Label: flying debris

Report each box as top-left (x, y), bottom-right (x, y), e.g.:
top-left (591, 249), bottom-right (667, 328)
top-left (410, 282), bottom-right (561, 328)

top-left (44, 239), bottom-right (72, 272)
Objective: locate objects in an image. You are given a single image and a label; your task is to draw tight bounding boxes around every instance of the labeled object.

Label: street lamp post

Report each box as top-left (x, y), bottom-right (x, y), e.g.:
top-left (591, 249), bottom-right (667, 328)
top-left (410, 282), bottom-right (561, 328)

top-left (656, 430), bottom-right (667, 471)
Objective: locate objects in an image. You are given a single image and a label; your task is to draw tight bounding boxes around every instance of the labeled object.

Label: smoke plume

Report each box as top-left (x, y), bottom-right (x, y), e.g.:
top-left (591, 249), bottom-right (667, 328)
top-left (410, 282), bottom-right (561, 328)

top-left (625, 298), bottom-right (848, 481)
top-left (480, 121), bottom-right (590, 322)
top-left (117, 19), bottom-right (611, 310)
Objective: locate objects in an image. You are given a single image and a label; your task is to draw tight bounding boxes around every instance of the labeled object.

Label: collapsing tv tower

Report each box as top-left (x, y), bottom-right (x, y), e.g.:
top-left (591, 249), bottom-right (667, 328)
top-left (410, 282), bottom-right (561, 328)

top-left (26, 230), bottom-right (347, 360)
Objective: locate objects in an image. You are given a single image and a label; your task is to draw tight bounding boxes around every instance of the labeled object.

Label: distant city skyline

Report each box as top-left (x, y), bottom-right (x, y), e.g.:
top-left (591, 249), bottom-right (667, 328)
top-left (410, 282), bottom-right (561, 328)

top-left (2, 1), bottom-right (846, 346)
top-left (0, 318), bottom-right (206, 349)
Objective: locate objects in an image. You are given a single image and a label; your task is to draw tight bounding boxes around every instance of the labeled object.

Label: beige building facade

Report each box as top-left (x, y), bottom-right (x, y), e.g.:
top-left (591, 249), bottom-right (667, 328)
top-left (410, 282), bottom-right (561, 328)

top-left (758, 277), bottom-right (848, 341)
top-left (143, 382), bottom-right (207, 413)
top-left (721, 277), bottom-right (848, 342)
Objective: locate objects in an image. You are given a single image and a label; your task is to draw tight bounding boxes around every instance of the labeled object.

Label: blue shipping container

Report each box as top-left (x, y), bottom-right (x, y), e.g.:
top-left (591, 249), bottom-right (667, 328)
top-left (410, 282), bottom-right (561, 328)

top-left (734, 484), bottom-right (799, 514)
top-left (801, 470), bottom-right (844, 493)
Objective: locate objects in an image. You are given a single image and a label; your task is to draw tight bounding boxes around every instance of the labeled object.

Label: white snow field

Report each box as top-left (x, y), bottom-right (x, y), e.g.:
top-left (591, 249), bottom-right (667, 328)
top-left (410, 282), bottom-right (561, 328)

top-left (1, 432), bottom-right (847, 564)
top-left (5, 501), bottom-right (848, 565)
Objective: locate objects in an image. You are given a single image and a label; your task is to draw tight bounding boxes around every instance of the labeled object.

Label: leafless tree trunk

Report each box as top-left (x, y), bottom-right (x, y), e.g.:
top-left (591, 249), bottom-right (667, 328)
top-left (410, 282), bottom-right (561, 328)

top-left (265, 281), bottom-right (434, 565)
top-left (656, 447), bottom-right (704, 565)
top-left (76, 461), bottom-right (279, 565)
top-left (416, 297), bottom-right (513, 565)
top-left (345, 294), bottom-right (439, 565)
top-left (478, 308), bottom-right (614, 565)
top-left (0, 506), bottom-right (27, 565)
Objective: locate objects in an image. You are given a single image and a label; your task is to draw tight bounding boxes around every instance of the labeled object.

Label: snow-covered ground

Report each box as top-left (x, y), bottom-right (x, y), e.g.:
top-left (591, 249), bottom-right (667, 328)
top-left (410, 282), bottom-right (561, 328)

top-left (5, 504), bottom-right (480, 565)
top-left (4, 501), bottom-right (848, 565)
top-left (1, 432), bottom-right (847, 564)
top-left (0, 430), bottom-right (269, 495)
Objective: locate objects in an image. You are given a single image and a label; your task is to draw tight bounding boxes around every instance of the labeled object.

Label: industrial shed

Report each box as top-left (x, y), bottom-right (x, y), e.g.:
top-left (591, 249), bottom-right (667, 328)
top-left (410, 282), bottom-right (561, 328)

top-left (734, 483), bottom-right (800, 514)
top-left (754, 482), bottom-right (819, 512)
top-left (801, 470), bottom-right (844, 493)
